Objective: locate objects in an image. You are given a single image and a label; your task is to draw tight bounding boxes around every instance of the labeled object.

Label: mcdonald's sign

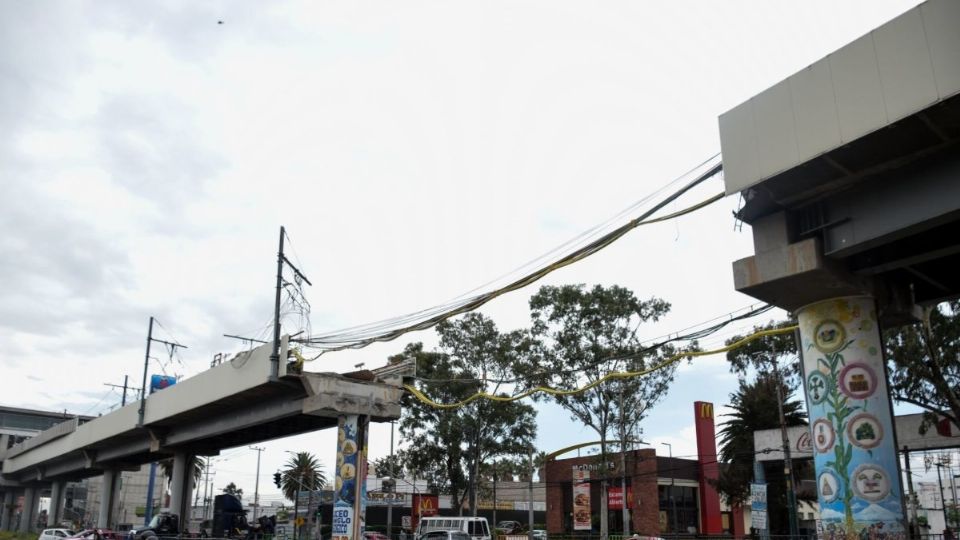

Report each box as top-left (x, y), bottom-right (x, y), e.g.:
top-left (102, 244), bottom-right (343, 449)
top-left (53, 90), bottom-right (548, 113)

top-left (410, 494), bottom-right (439, 532)
top-left (698, 402), bottom-right (713, 419)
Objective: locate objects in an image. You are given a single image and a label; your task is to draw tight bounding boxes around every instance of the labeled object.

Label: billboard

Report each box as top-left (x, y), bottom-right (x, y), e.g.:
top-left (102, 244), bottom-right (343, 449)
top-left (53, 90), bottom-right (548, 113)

top-left (572, 468), bottom-right (591, 531)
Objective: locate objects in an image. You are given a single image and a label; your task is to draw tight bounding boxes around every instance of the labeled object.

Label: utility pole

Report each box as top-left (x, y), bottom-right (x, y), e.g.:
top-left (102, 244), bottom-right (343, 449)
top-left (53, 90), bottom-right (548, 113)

top-left (778, 330), bottom-right (800, 537)
top-left (904, 447), bottom-right (919, 540)
top-left (387, 421), bottom-right (395, 540)
top-left (937, 463), bottom-right (949, 533)
top-left (269, 226), bottom-right (312, 381)
top-left (527, 450), bottom-right (534, 540)
top-left (138, 317), bottom-right (187, 426)
top-left (619, 383), bottom-right (630, 537)
top-left (250, 446), bottom-right (265, 521)
top-left (104, 377), bottom-right (141, 407)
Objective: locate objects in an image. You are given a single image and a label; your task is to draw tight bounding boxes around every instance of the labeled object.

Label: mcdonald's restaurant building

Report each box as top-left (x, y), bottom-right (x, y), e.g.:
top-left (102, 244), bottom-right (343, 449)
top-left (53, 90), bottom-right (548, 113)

top-left (543, 402), bottom-right (743, 537)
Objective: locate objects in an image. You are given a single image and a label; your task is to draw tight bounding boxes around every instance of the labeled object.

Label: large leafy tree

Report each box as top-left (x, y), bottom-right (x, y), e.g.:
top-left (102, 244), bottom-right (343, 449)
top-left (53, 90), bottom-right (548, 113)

top-left (884, 301), bottom-right (960, 431)
top-left (523, 284), bottom-right (678, 537)
top-left (715, 373), bottom-right (807, 512)
top-left (397, 313), bottom-right (537, 515)
top-left (281, 452), bottom-right (326, 502)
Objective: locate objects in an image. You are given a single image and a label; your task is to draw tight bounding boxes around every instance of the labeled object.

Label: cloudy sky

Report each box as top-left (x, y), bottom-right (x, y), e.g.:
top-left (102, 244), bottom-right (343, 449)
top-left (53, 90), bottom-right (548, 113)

top-left (2, 0), bottom-right (927, 501)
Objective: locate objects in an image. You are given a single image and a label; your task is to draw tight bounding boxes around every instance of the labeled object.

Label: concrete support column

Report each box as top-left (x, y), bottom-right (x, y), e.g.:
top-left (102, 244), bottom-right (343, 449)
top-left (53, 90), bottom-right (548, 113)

top-left (19, 486), bottom-right (37, 533)
top-left (0, 490), bottom-right (14, 531)
top-left (98, 469), bottom-right (117, 528)
top-left (332, 415), bottom-right (369, 540)
top-left (169, 453), bottom-right (194, 528)
top-left (798, 297), bottom-right (907, 539)
top-left (48, 481), bottom-right (65, 527)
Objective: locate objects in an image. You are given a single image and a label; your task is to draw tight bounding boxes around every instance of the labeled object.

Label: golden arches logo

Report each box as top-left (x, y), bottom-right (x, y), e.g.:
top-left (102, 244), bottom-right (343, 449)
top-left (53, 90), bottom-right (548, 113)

top-left (419, 499), bottom-right (434, 511)
top-left (699, 402), bottom-right (713, 419)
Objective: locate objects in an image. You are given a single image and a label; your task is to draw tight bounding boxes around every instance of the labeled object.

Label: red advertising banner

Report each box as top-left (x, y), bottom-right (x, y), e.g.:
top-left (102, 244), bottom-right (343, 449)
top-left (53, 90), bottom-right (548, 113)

top-left (572, 468), bottom-right (591, 531)
top-left (411, 494), bottom-right (439, 532)
top-left (607, 486), bottom-right (633, 510)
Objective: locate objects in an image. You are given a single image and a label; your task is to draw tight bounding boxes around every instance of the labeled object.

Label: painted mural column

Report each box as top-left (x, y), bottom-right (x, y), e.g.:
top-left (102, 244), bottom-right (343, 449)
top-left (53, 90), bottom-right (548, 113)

top-left (798, 297), bottom-right (906, 540)
top-left (332, 415), bottom-right (369, 540)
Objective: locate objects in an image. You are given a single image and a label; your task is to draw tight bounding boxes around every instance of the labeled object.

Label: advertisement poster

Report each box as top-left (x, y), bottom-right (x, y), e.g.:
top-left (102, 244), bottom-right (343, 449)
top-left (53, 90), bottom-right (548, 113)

top-left (799, 297), bottom-right (906, 540)
top-left (608, 487), bottom-right (633, 510)
top-left (750, 483), bottom-right (767, 531)
top-left (333, 415), bottom-right (367, 540)
top-left (572, 467), bottom-right (591, 531)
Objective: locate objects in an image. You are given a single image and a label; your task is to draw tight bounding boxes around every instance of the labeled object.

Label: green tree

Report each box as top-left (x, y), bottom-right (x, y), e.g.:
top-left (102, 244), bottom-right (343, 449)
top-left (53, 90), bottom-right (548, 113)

top-left (884, 301), bottom-right (960, 431)
top-left (372, 454), bottom-right (404, 479)
top-left (524, 284), bottom-right (679, 538)
top-left (715, 373), bottom-right (807, 509)
top-left (222, 482), bottom-right (244, 499)
top-left (281, 452), bottom-right (326, 502)
top-left (397, 313), bottom-right (537, 515)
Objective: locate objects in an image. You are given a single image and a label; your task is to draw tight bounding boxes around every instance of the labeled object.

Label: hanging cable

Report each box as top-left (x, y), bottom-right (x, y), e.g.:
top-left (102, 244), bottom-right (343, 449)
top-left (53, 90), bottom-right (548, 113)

top-left (299, 155), bottom-right (724, 353)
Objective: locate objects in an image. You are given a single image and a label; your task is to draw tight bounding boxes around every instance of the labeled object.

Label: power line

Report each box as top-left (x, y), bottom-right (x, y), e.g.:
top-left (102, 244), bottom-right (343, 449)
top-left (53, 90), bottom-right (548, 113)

top-left (297, 156), bottom-right (724, 354)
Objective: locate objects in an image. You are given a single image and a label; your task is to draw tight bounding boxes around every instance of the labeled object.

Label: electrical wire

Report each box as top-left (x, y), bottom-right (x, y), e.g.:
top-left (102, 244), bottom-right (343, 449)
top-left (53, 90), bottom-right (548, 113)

top-left (404, 325), bottom-right (798, 409)
top-left (299, 156), bottom-right (724, 353)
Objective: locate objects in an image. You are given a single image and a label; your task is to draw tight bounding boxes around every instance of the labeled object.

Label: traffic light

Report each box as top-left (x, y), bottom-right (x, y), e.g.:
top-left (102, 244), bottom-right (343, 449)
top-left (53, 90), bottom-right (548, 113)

top-left (274, 472), bottom-right (282, 488)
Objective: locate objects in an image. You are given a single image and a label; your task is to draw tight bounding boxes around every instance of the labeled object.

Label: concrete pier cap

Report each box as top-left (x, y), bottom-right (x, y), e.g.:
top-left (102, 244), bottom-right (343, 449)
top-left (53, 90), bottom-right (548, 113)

top-left (720, 0), bottom-right (960, 322)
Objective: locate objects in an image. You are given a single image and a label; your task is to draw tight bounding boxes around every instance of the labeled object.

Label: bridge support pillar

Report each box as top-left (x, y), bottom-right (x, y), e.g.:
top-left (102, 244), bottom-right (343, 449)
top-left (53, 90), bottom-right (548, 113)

top-left (48, 481), bottom-right (65, 527)
top-left (98, 469), bottom-right (118, 528)
top-left (19, 485), bottom-right (37, 533)
top-left (797, 296), bottom-right (907, 539)
top-left (332, 415), bottom-right (369, 540)
top-left (169, 453), bottom-right (194, 529)
top-left (0, 490), bottom-right (15, 531)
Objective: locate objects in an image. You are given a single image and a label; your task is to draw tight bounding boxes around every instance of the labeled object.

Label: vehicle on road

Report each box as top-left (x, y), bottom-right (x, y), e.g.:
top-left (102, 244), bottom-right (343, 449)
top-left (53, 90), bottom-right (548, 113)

top-left (39, 528), bottom-right (76, 540)
top-left (416, 517), bottom-right (491, 540)
top-left (531, 530), bottom-right (547, 540)
top-left (68, 529), bottom-right (120, 540)
top-left (419, 532), bottom-right (471, 540)
top-left (362, 532), bottom-right (391, 540)
top-left (495, 522), bottom-right (524, 535)
top-left (128, 513), bottom-right (181, 540)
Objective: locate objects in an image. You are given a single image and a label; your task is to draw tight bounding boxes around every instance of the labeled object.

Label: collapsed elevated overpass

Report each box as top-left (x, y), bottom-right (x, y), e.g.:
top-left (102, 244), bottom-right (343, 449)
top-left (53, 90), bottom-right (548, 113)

top-left (0, 337), bottom-right (407, 533)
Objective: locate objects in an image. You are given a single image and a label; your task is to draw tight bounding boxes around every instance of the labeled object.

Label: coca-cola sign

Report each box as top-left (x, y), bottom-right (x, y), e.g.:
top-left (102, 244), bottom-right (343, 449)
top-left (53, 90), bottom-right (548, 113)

top-left (796, 430), bottom-right (813, 453)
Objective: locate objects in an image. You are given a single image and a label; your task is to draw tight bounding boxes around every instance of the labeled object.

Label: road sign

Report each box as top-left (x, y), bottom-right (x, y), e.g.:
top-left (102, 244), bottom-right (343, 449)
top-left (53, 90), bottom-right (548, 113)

top-left (296, 517), bottom-right (306, 527)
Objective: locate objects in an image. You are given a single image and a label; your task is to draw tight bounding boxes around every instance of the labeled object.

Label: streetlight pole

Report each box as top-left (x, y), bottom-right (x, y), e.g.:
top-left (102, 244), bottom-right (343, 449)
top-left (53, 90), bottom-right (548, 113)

top-left (251, 446), bottom-right (265, 521)
top-left (661, 443), bottom-right (677, 536)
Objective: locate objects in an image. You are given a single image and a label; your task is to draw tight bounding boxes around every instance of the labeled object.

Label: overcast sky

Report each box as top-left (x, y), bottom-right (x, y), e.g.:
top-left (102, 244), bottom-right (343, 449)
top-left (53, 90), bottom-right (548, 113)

top-left (2, 0), bottom-right (930, 501)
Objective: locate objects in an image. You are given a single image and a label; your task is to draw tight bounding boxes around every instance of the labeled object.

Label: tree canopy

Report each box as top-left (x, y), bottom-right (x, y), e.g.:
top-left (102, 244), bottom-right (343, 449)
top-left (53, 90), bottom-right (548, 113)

top-left (281, 451), bottom-right (326, 502)
top-left (222, 482), bottom-right (244, 499)
top-left (523, 284), bottom-right (678, 537)
top-left (396, 313), bottom-right (537, 514)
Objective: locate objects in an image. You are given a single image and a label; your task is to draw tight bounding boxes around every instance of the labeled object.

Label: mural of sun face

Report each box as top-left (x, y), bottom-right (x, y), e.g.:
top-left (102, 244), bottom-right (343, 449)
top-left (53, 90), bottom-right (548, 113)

top-left (852, 464), bottom-right (891, 502)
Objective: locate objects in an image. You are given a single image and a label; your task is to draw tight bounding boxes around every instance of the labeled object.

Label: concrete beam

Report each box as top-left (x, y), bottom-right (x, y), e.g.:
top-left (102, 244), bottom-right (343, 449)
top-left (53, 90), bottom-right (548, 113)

top-left (300, 374), bottom-right (403, 421)
top-left (163, 398), bottom-right (303, 447)
top-left (732, 237), bottom-right (872, 311)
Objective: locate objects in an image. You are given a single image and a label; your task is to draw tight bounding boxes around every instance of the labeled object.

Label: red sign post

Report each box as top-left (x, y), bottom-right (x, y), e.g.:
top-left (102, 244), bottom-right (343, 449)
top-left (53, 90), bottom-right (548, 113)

top-left (694, 401), bottom-right (723, 534)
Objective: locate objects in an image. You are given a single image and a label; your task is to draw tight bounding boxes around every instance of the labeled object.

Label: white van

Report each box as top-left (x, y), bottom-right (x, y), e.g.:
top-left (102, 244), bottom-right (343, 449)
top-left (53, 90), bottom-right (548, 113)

top-left (416, 517), bottom-right (492, 540)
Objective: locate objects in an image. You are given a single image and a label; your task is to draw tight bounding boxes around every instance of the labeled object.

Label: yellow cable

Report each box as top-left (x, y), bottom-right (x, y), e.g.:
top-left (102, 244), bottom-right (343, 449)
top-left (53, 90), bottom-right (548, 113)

top-left (403, 325), bottom-right (798, 409)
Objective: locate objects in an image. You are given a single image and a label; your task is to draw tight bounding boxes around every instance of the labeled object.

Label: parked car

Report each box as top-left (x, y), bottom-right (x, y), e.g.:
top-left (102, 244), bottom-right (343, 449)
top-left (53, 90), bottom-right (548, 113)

top-left (531, 530), bottom-right (547, 540)
top-left (39, 529), bottom-right (76, 540)
top-left (68, 529), bottom-right (119, 540)
top-left (419, 532), bottom-right (472, 540)
top-left (495, 522), bottom-right (523, 535)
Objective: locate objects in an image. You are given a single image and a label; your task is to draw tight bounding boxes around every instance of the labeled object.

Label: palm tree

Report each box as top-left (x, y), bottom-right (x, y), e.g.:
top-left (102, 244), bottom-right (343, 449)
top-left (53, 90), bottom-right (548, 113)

top-left (159, 456), bottom-right (206, 487)
top-left (716, 372), bottom-right (806, 533)
top-left (281, 452), bottom-right (327, 502)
